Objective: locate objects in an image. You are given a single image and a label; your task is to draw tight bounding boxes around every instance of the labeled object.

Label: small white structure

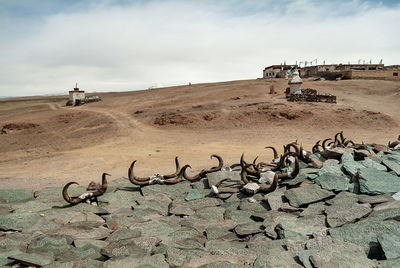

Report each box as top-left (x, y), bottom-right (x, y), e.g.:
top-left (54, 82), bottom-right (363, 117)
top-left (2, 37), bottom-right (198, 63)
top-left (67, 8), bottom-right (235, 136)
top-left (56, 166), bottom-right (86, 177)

top-left (68, 83), bottom-right (85, 106)
top-left (288, 69), bottom-right (303, 94)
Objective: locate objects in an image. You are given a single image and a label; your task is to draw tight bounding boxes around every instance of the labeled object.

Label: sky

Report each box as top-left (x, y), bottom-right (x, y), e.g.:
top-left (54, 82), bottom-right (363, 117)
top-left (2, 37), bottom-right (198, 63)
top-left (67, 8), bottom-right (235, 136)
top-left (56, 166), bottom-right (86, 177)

top-left (0, 0), bottom-right (399, 97)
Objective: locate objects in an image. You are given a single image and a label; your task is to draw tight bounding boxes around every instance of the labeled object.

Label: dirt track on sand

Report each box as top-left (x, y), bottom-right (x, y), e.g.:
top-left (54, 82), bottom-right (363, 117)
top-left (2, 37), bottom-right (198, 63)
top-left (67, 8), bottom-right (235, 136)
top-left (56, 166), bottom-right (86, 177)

top-left (1, 78), bottom-right (400, 190)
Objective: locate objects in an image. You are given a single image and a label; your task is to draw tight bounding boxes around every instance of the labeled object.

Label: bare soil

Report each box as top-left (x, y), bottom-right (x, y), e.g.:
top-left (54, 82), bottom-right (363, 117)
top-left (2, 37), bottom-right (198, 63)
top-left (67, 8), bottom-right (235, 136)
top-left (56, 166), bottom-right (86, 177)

top-left (1, 78), bottom-right (399, 190)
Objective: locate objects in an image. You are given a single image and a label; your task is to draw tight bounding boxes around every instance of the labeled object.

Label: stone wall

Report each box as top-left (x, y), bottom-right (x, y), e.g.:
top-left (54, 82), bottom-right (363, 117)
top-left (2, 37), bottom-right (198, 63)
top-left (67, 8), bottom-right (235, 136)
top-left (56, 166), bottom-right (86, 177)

top-left (342, 70), bottom-right (400, 81)
top-left (287, 93), bottom-right (336, 103)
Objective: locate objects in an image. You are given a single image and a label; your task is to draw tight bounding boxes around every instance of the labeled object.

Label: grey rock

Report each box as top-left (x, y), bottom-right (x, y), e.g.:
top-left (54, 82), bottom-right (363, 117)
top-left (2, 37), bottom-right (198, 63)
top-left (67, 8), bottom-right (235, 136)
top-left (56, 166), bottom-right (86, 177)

top-left (361, 158), bottom-right (387, 171)
top-left (284, 184), bottom-right (335, 207)
top-left (0, 188), bottom-right (34, 203)
top-left (130, 219), bottom-right (179, 237)
top-left (205, 226), bottom-right (232, 240)
top-left (298, 249), bottom-right (316, 268)
top-left (382, 159), bottom-right (400, 175)
top-left (195, 206), bottom-right (225, 221)
top-left (341, 152), bottom-right (354, 163)
top-left (28, 234), bottom-right (73, 255)
top-left (224, 209), bottom-right (253, 224)
top-left (239, 198), bottom-right (268, 212)
top-left (234, 222), bottom-right (263, 236)
top-left (8, 252), bottom-right (54, 267)
top-left (166, 247), bottom-right (205, 267)
top-left (104, 254), bottom-right (168, 268)
top-left (0, 212), bottom-right (39, 231)
top-left (325, 191), bottom-right (358, 205)
top-left (185, 197), bottom-right (222, 211)
top-left (342, 160), bottom-right (366, 176)
top-left (323, 159), bottom-right (340, 167)
top-left (169, 203), bottom-right (195, 216)
top-left (0, 249), bottom-right (24, 267)
top-left (300, 201), bottom-right (327, 217)
top-left (141, 180), bottom-right (192, 200)
top-left (306, 234), bottom-right (333, 250)
top-left (253, 247), bottom-right (303, 267)
top-left (378, 233), bottom-right (400, 259)
top-left (326, 203), bottom-right (372, 228)
top-left (358, 194), bottom-right (394, 204)
top-left (106, 229), bottom-right (141, 242)
top-left (275, 215), bottom-right (327, 240)
top-left (318, 164), bottom-right (344, 176)
top-left (185, 189), bottom-right (203, 201)
top-left (206, 171), bottom-right (241, 188)
top-left (133, 193), bottom-right (172, 216)
top-left (309, 241), bottom-right (374, 268)
top-left (358, 168), bottom-right (400, 195)
top-left (377, 258), bottom-right (400, 268)
top-left (393, 191), bottom-right (400, 200)
top-left (43, 259), bottom-right (104, 268)
top-left (101, 238), bottom-right (147, 259)
top-left (330, 218), bottom-right (400, 258)
top-left (315, 172), bottom-right (351, 191)
top-left (310, 158), bottom-right (323, 169)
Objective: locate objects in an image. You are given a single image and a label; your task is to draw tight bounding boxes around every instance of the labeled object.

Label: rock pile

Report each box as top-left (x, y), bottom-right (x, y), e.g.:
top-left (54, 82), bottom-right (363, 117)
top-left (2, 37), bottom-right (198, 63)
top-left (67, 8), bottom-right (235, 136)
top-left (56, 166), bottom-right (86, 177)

top-left (1, 136), bottom-right (400, 267)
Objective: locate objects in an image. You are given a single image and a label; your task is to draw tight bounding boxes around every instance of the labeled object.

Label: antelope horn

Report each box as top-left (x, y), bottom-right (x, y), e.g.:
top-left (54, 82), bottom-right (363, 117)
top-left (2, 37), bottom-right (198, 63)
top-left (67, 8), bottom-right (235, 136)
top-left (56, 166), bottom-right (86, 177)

top-left (312, 140), bottom-right (322, 153)
top-left (128, 160), bottom-right (151, 186)
top-left (259, 173), bottom-right (279, 194)
top-left (334, 132), bottom-right (342, 145)
top-left (278, 155), bottom-right (299, 180)
top-left (165, 165), bottom-right (190, 184)
top-left (339, 131), bottom-right (345, 144)
top-left (322, 138), bottom-right (332, 150)
top-left (62, 182), bottom-right (83, 204)
top-left (343, 140), bottom-right (355, 147)
top-left (207, 154), bottom-right (224, 173)
top-left (265, 146), bottom-right (278, 159)
top-left (284, 143), bottom-right (300, 157)
top-left (252, 156), bottom-right (259, 165)
top-left (93, 173), bottom-right (110, 196)
top-left (240, 153), bottom-right (260, 177)
top-left (163, 156), bottom-right (181, 179)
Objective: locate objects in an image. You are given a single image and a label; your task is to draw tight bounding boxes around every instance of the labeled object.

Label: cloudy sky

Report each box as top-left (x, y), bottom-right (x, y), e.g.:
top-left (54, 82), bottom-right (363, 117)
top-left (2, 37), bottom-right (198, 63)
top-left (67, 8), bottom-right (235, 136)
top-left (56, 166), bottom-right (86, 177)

top-left (0, 0), bottom-right (399, 97)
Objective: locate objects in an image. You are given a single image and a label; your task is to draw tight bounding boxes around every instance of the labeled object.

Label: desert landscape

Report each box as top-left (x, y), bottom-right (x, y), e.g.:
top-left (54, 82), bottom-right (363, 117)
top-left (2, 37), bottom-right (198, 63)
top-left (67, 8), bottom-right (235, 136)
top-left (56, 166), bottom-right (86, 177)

top-left (1, 78), bottom-right (400, 190)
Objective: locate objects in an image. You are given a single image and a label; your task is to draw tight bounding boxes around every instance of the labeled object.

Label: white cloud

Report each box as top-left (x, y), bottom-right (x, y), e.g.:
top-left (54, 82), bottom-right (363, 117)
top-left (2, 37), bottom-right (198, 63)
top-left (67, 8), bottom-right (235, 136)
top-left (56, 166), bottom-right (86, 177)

top-left (0, 0), bottom-right (399, 97)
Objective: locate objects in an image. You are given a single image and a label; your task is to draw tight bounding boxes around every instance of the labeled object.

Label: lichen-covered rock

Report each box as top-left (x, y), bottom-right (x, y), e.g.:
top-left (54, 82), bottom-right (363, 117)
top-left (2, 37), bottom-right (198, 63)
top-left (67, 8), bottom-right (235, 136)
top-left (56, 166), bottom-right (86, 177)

top-left (309, 241), bottom-right (375, 268)
top-left (378, 233), bottom-right (400, 259)
top-left (0, 212), bottom-right (40, 231)
top-left (284, 184), bottom-right (335, 207)
top-left (314, 172), bottom-right (350, 191)
top-left (0, 188), bottom-right (34, 203)
top-left (326, 202), bottom-right (372, 228)
top-left (358, 168), bottom-right (400, 195)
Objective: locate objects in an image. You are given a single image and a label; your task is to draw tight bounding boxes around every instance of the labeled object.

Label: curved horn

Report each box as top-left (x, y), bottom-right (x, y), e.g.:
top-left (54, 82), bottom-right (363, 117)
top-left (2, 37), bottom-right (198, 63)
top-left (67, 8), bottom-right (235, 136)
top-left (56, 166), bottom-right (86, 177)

top-left (285, 144), bottom-right (300, 158)
top-left (207, 154), bottom-right (224, 173)
top-left (128, 161), bottom-right (150, 186)
top-left (62, 182), bottom-right (83, 204)
top-left (278, 155), bottom-right (299, 180)
top-left (252, 156), bottom-right (259, 165)
top-left (312, 140), bottom-right (321, 153)
top-left (240, 153), bottom-right (260, 176)
top-left (93, 173), bottom-right (110, 196)
top-left (322, 138), bottom-right (332, 150)
top-left (163, 156), bottom-right (181, 179)
top-left (165, 164), bottom-right (190, 184)
top-left (259, 173), bottom-right (279, 194)
top-left (265, 146), bottom-right (278, 159)
top-left (343, 140), bottom-right (355, 147)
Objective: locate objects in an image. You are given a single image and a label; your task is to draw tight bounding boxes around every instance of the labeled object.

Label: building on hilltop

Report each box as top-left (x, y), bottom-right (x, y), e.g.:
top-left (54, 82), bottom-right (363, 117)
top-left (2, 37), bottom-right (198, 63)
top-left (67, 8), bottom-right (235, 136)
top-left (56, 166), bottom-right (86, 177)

top-left (263, 65), bottom-right (296, 78)
top-left (67, 83), bottom-right (85, 106)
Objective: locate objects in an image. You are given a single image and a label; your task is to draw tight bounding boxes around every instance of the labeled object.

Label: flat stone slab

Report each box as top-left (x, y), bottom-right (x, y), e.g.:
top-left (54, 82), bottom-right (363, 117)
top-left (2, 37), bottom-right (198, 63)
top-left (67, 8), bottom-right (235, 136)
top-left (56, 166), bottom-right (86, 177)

top-left (8, 252), bottom-right (54, 267)
top-left (284, 184), bottom-right (335, 208)
top-left (314, 172), bottom-right (350, 191)
top-left (378, 233), bottom-right (400, 259)
top-left (342, 160), bottom-right (366, 176)
top-left (206, 170), bottom-right (241, 188)
top-left (185, 189), bottom-right (203, 201)
top-left (0, 212), bottom-right (40, 231)
top-left (382, 159), bottom-right (400, 175)
top-left (360, 158), bottom-right (387, 171)
top-left (0, 189), bottom-right (34, 203)
top-left (309, 241), bottom-right (375, 268)
top-left (358, 168), bottom-right (400, 195)
top-left (326, 203), bottom-right (372, 228)
top-left (234, 222), bottom-right (263, 236)
top-left (330, 218), bottom-right (400, 258)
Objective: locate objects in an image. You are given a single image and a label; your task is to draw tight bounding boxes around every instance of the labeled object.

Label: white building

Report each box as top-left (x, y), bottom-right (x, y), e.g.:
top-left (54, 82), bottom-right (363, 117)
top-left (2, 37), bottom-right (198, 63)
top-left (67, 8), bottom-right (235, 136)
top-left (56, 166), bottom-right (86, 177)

top-left (67, 83), bottom-right (85, 106)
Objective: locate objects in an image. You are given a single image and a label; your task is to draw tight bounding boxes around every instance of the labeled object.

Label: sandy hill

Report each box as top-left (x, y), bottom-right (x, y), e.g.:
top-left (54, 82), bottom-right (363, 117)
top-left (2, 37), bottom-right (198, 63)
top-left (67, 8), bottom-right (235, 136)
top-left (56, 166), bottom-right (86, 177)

top-left (1, 78), bottom-right (399, 189)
